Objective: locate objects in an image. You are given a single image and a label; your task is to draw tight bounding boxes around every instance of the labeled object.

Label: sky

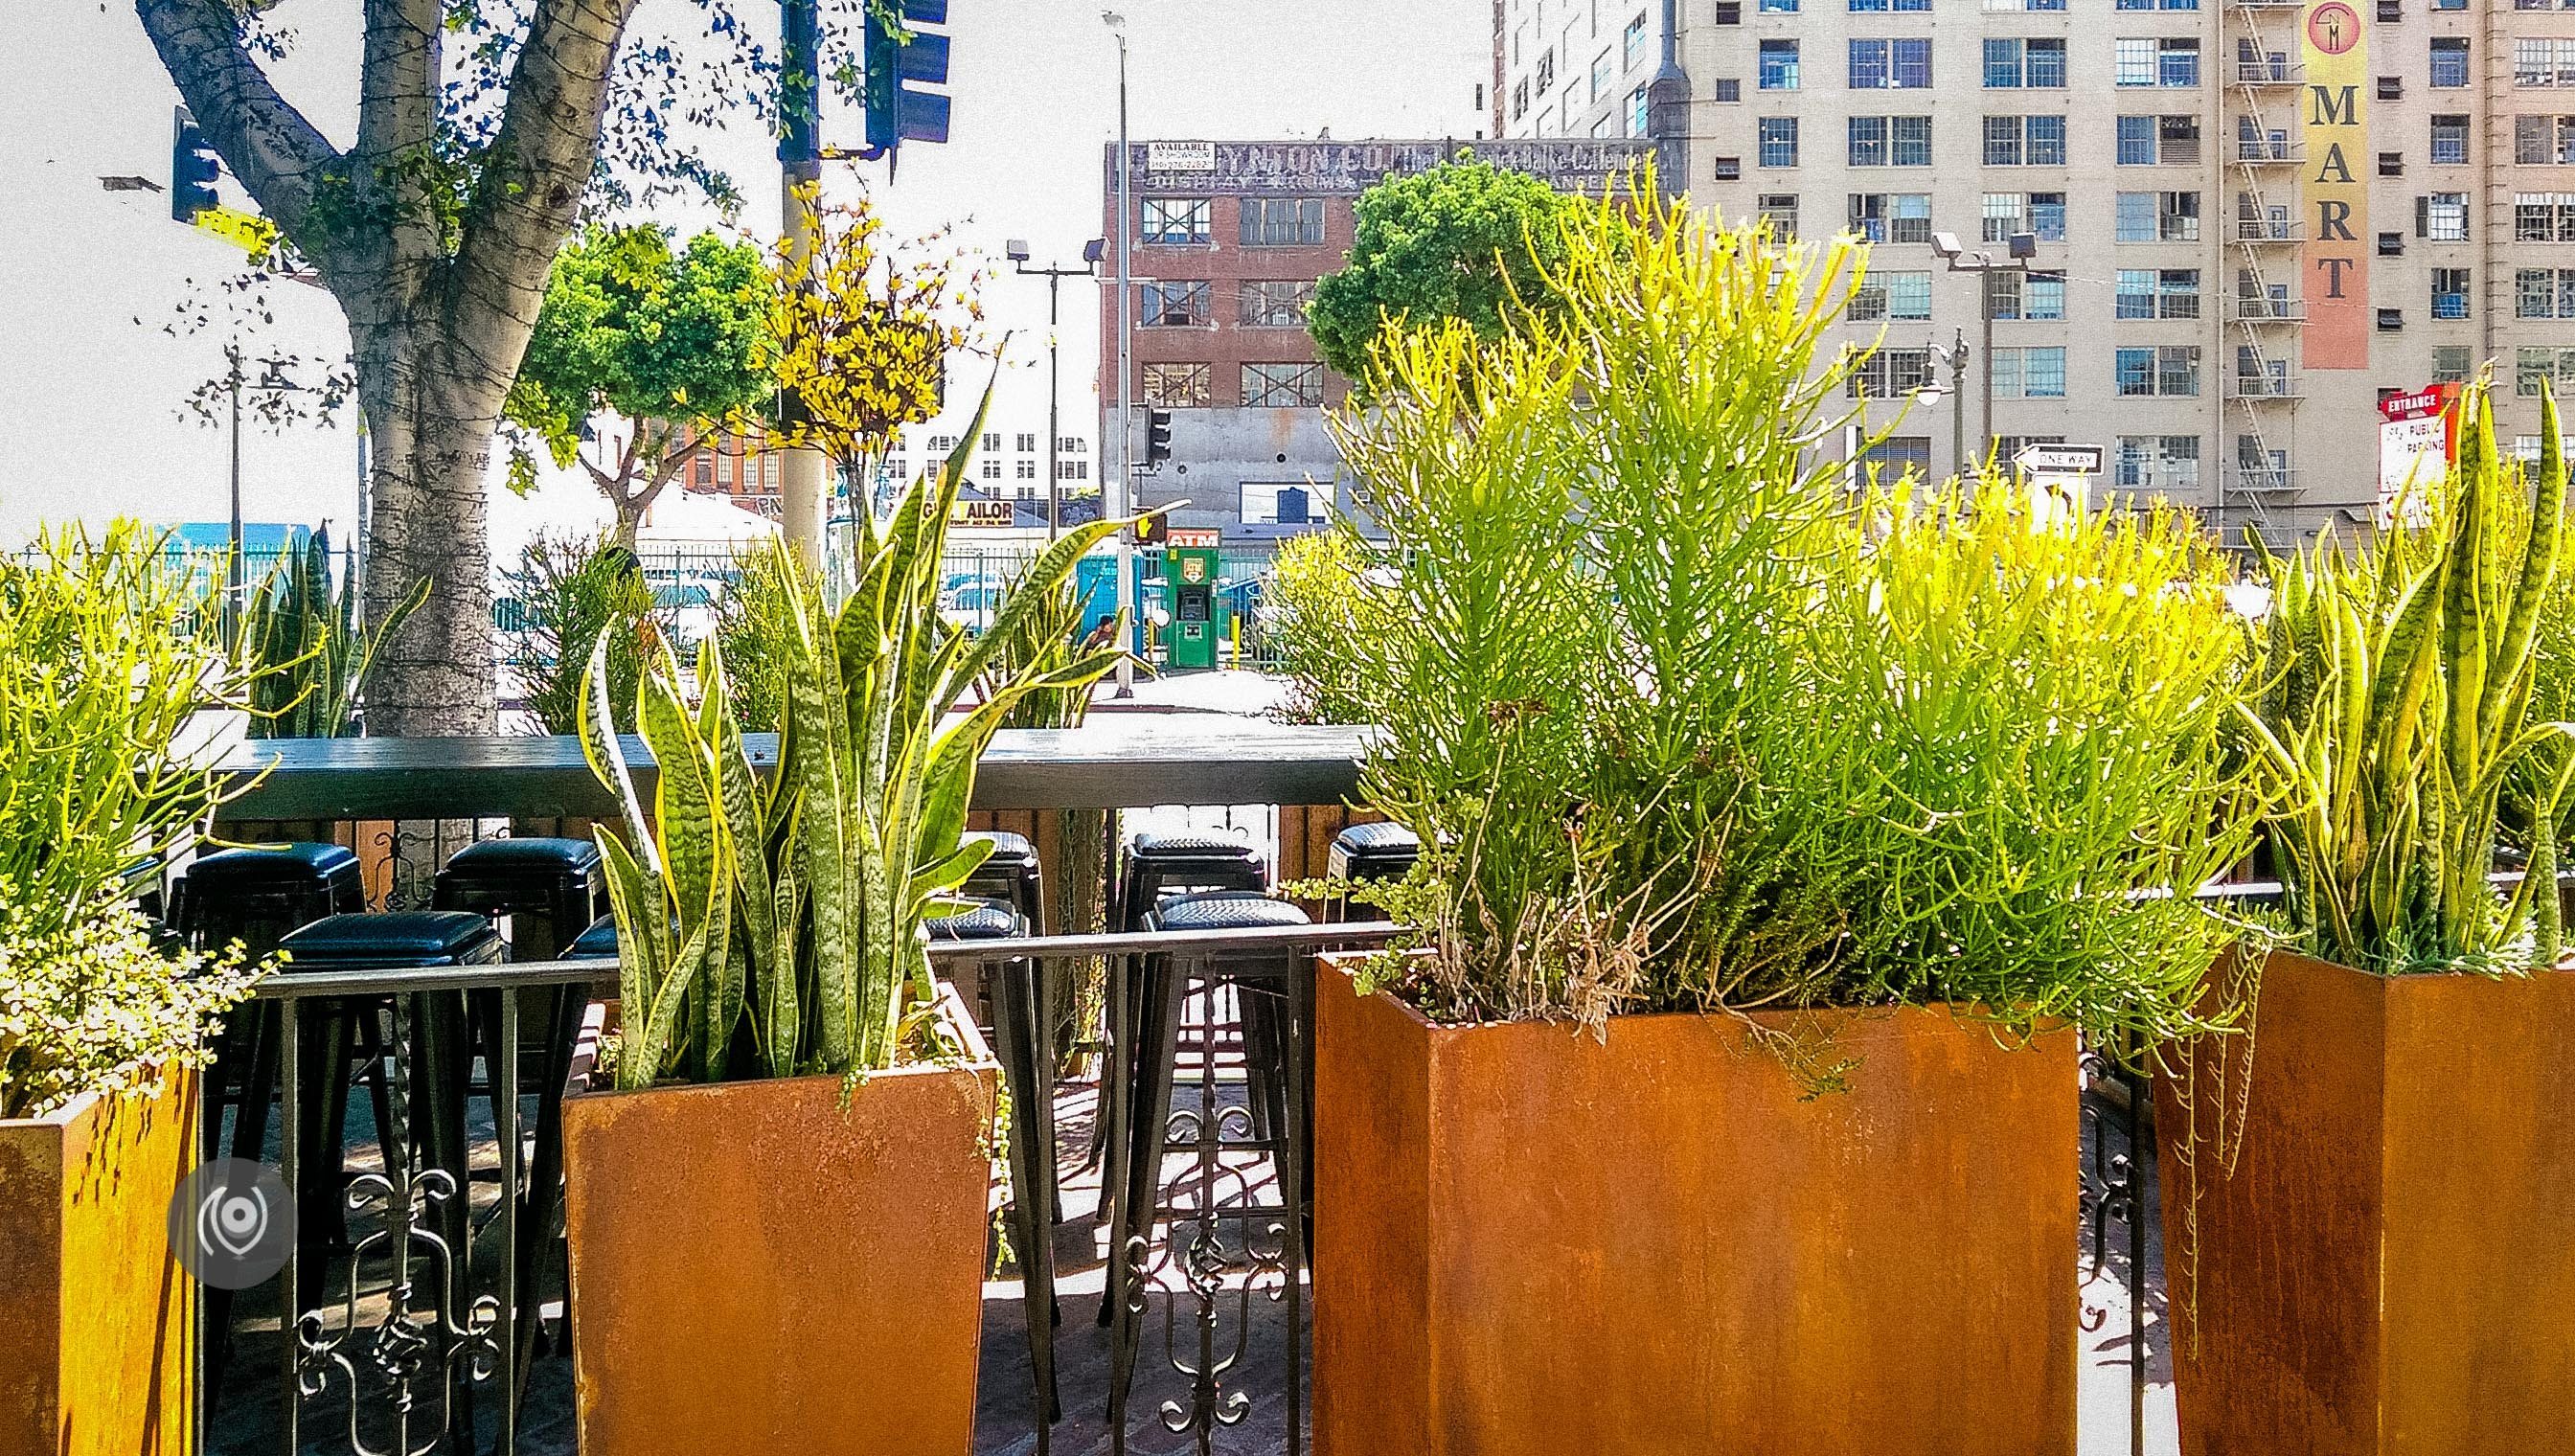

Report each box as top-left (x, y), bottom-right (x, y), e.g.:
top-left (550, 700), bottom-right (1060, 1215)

top-left (0, 0), bottom-right (1489, 550)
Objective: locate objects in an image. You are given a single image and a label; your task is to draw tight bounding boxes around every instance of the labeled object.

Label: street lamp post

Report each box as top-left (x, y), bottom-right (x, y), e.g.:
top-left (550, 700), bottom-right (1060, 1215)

top-left (1006, 239), bottom-right (1105, 540)
top-left (1929, 231), bottom-right (2036, 470)
top-left (1924, 329), bottom-right (1970, 478)
top-left (1105, 10), bottom-right (1135, 698)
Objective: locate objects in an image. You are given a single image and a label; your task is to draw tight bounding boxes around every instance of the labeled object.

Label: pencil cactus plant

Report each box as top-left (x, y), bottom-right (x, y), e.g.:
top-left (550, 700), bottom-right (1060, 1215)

top-left (2240, 381), bottom-right (2572, 974)
top-left (239, 529), bottom-right (428, 739)
top-left (581, 366), bottom-right (1128, 1089)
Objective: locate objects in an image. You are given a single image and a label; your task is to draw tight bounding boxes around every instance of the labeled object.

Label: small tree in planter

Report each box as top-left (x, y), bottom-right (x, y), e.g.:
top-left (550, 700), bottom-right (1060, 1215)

top-left (1314, 174), bottom-right (2263, 1455)
top-left (0, 525), bottom-right (264, 1455)
top-left (2162, 383), bottom-right (2575, 1456)
top-left (559, 366), bottom-right (1125, 1456)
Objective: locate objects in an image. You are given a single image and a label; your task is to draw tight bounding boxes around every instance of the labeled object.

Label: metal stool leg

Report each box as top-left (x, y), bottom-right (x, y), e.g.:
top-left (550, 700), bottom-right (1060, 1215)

top-left (1106, 952), bottom-right (1188, 1419)
top-left (991, 956), bottom-right (1061, 1432)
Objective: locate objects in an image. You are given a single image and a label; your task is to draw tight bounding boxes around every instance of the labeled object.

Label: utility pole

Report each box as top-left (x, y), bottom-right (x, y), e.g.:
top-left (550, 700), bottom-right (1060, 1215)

top-left (1927, 329), bottom-right (1969, 479)
top-left (1106, 11), bottom-right (1136, 698)
top-left (1930, 231), bottom-right (2035, 471)
top-left (225, 342), bottom-right (243, 639)
top-left (779, 0), bottom-right (828, 576)
top-left (1009, 239), bottom-right (1104, 540)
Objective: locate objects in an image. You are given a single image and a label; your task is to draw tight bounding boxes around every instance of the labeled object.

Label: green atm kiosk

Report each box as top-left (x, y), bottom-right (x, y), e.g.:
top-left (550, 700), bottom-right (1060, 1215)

top-left (1164, 528), bottom-right (1222, 672)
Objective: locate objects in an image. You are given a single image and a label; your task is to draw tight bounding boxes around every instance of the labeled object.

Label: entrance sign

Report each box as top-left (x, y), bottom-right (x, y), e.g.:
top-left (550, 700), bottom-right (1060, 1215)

top-left (2378, 384), bottom-right (2461, 528)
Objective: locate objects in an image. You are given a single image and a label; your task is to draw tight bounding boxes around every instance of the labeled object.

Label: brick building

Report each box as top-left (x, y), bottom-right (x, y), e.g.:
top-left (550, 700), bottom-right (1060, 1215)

top-left (1099, 137), bottom-right (1653, 540)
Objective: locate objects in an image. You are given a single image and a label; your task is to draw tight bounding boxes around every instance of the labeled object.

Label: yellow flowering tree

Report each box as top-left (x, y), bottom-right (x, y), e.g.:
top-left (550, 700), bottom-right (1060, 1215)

top-left (763, 187), bottom-right (990, 495)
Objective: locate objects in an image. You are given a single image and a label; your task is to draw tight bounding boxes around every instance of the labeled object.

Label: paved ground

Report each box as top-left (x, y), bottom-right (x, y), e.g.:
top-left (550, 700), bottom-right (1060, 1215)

top-left (207, 1059), bottom-right (2173, 1456)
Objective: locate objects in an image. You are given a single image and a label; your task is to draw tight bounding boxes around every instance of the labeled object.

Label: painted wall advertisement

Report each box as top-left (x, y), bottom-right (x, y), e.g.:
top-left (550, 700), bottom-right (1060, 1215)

top-left (2378, 384), bottom-right (2461, 527)
top-left (2303, 0), bottom-right (2369, 369)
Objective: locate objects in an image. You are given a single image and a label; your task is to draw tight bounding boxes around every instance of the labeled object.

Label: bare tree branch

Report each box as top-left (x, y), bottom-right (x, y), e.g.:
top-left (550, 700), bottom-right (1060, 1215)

top-left (132, 0), bottom-right (342, 248)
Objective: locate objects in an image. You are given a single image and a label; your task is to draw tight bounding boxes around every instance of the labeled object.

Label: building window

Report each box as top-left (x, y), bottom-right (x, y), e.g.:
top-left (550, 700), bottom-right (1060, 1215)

top-left (1983, 115), bottom-right (2067, 166)
top-left (1982, 0), bottom-right (2067, 10)
top-left (2380, 151), bottom-right (2407, 178)
top-left (1628, 85), bottom-right (1650, 136)
top-left (1060, 435), bottom-right (1087, 454)
top-left (1848, 348), bottom-right (1936, 398)
top-left (2119, 115), bottom-right (2200, 165)
top-left (2116, 267), bottom-right (2200, 319)
top-left (2118, 38), bottom-right (2199, 87)
top-left (1849, 192), bottom-right (1933, 242)
top-left (1991, 346), bottom-right (2068, 398)
top-left (1057, 459), bottom-right (1090, 481)
top-left (2115, 435), bottom-right (2201, 492)
top-left (2115, 190), bottom-right (2201, 241)
top-left (2432, 345), bottom-right (2473, 382)
top-left (2518, 115), bottom-right (2575, 164)
top-left (1512, 78), bottom-right (1529, 121)
top-left (1758, 117), bottom-right (1800, 168)
top-left (1015, 458), bottom-right (1038, 479)
top-left (2518, 38), bottom-right (2575, 86)
top-left (1593, 47), bottom-right (1615, 101)
top-left (1624, 11), bottom-right (1649, 69)
top-left (1990, 270), bottom-right (2067, 320)
top-left (1982, 191), bottom-right (2067, 242)
top-left (2431, 115), bottom-right (2472, 165)
top-left (2519, 266), bottom-right (2575, 317)
top-left (2518, 347), bottom-right (2575, 396)
top-left (2431, 267), bottom-right (2472, 319)
top-left (1014, 432), bottom-right (1038, 452)
top-left (1859, 437), bottom-right (1933, 476)
top-left (2430, 37), bottom-right (2471, 89)
top-left (1141, 362), bottom-right (1210, 407)
top-left (1984, 38), bottom-right (2067, 88)
top-left (1536, 47), bottom-right (1556, 93)
top-left (1851, 269), bottom-right (1933, 321)
top-left (2115, 345), bottom-right (2200, 397)
top-left (1849, 37), bottom-right (1932, 88)
top-left (1758, 193), bottom-right (1800, 239)
top-left (1139, 280), bottom-right (1211, 327)
top-left (1760, 38), bottom-right (1800, 89)
top-left (1242, 362), bottom-right (1325, 407)
top-left (1141, 197), bottom-right (1212, 245)
top-left (1712, 78), bottom-right (1742, 104)
top-left (1848, 115), bottom-right (1932, 167)
top-left (1714, 155), bottom-right (1744, 179)
top-left (1240, 280), bottom-right (1316, 327)
top-left (1849, 0), bottom-right (1933, 11)
top-left (2420, 192), bottom-right (2472, 240)
top-left (1241, 198), bottom-right (1325, 247)
top-left (979, 458), bottom-right (1003, 481)
top-left (2520, 193), bottom-right (2575, 240)
top-left (1760, 0), bottom-right (1800, 10)
top-left (927, 434), bottom-right (956, 452)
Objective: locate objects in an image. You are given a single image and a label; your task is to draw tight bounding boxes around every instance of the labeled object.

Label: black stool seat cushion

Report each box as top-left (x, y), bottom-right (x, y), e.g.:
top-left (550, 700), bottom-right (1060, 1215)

top-left (439, 837), bottom-right (602, 876)
top-left (1331, 821), bottom-right (1420, 854)
top-left (927, 899), bottom-right (1025, 942)
top-left (965, 830), bottom-right (1039, 870)
top-left (187, 843), bottom-right (359, 886)
top-left (281, 911), bottom-right (502, 967)
top-left (1129, 831), bottom-right (1260, 861)
top-left (1149, 892), bottom-right (1311, 933)
top-left (564, 915), bottom-right (621, 960)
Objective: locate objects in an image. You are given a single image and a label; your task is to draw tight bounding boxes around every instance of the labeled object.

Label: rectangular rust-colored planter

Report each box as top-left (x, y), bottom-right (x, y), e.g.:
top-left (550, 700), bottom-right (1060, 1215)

top-left (559, 990), bottom-right (997, 1456)
top-left (2154, 947), bottom-right (2575, 1456)
top-left (0, 1071), bottom-right (199, 1456)
top-left (1312, 960), bottom-right (2077, 1456)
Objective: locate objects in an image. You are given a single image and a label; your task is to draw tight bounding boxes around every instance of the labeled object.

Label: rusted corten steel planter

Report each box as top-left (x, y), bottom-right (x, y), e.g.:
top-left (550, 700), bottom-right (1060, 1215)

top-left (0, 1071), bottom-right (199, 1456)
top-left (2155, 947), bottom-right (2575, 1456)
top-left (1311, 959), bottom-right (2078, 1456)
top-left (559, 989), bottom-right (998, 1456)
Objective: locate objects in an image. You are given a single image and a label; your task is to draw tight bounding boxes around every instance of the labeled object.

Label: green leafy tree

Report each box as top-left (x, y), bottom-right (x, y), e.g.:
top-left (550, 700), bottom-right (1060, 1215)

top-left (505, 225), bottom-right (775, 546)
top-left (1309, 156), bottom-right (1585, 390)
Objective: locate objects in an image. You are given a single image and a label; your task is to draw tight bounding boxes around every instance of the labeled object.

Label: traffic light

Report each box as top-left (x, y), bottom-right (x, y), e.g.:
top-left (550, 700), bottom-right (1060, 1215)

top-left (1143, 408), bottom-right (1173, 467)
top-left (864, 0), bottom-right (954, 155)
top-left (171, 106), bottom-right (219, 224)
top-left (1133, 512), bottom-right (1169, 548)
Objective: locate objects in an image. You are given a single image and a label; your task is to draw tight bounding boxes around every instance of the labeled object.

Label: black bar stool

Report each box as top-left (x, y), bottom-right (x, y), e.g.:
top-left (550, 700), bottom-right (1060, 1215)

top-left (435, 838), bottom-right (604, 1391)
top-left (563, 914), bottom-right (619, 962)
top-left (1095, 832), bottom-right (1271, 1196)
top-left (1326, 820), bottom-right (1420, 920)
top-left (1103, 891), bottom-right (1312, 1423)
top-left (964, 830), bottom-right (1044, 925)
top-left (928, 899), bottom-right (1061, 1435)
top-left (205, 910), bottom-right (502, 1402)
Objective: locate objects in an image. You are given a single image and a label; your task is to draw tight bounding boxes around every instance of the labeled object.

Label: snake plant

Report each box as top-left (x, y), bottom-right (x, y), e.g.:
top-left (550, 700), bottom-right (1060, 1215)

top-left (2239, 381), bottom-right (2572, 974)
top-left (239, 529), bottom-right (428, 739)
top-left (581, 364), bottom-right (1128, 1088)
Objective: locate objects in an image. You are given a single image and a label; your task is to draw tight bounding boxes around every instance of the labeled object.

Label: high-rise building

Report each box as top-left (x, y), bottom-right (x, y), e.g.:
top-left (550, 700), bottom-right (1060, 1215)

top-left (1100, 137), bottom-right (1653, 539)
top-left (1501, 0), bottom-right (2575, 542)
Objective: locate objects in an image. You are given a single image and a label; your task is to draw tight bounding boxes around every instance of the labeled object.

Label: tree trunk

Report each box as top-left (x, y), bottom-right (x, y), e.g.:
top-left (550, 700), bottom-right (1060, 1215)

top-left (355, 323), bottom-right (512, 736)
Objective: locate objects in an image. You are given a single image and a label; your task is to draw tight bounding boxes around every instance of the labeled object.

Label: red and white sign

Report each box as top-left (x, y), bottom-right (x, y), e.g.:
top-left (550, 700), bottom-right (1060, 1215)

top-left (2377, 384), bottom-right (2461, 528)
top-left (1166, 528), bottom-right (1221, 549)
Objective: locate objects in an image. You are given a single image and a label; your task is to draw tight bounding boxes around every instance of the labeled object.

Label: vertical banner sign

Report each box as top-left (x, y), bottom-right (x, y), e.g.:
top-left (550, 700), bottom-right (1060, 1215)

top-left (2303, 0), bottom-right (2368, 368)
